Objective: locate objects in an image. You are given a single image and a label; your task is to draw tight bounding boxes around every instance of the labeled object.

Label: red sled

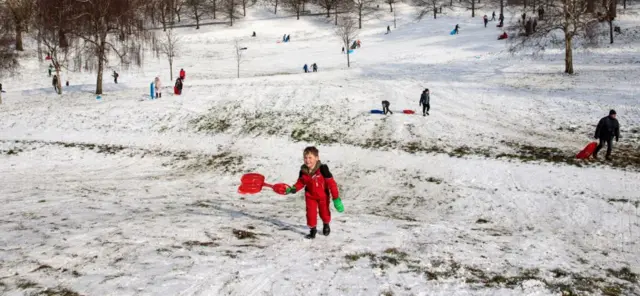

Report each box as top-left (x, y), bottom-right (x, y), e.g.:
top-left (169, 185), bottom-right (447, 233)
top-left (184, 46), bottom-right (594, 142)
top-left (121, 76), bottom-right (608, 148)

top-left (403, 110), bottom-right (415, 114)
top-left (576, 142), bottom-right (597, 159)
top-left (238, 173), bottom-right (290, 195)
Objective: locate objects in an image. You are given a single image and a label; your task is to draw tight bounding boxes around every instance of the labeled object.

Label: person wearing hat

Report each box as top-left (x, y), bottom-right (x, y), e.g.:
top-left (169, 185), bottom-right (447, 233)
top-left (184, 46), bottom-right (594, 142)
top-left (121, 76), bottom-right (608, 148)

top-left (594, 109), bottom-right (620, 160)
top-left (419, 88), bottom-right (430, 116)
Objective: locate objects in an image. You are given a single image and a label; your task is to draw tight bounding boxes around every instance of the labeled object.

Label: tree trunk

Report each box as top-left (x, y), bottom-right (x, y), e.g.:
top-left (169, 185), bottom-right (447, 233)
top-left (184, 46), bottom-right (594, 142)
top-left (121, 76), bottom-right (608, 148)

top-left (564, 34), bottom-right (573, 74)
top-left (533, 0), bottom-right (536, 12)
top-left (170, 59), bottom-right (174, 81)
top-left (586, 0), bottom-right (595, 12)
top-left (96, 39), bottom-right (106, 94)
top-left (37, 30), bottom-right (43, 63)
top-left (472, 0), bottom-right (475, 17)
top-left (335, 5), bottom-right (338, 25)
top-left (326, 6), bottom-right (331, 17)
top-left (243, 0), bottom-right (246, 16)
top-left (213, 0), bottom-right (217, 18)
top-left (623, 0), bottom-right (626, 9)
top-left (434, 5), bottom-right (437, 18)
top-left (297, 6), bottom-right (300, 19)
top-left (195, 9), bottom-right (200, 29)
top-left (15, 24), bottom-right (24, 51)
top-left (275, 0), bottom-right (278, 13)
top-left (500, 0), bottom-right (504, 16)
top-left (55, 67), bottom-right (62, 94)
top-left (524, 0), bottom-right (527, 9)
top-left (347, 48), bottom-right (350, 67)
top-left (389, 2), bottom-right (393, 12)
top-left (237, 60), bottom-right (240, 78)
top-left (162, 8), bottom-right (167, 31)
top-left (359, 8), bottom-right (362, 28)
top-left (609, 19), bottom-right (613, 44)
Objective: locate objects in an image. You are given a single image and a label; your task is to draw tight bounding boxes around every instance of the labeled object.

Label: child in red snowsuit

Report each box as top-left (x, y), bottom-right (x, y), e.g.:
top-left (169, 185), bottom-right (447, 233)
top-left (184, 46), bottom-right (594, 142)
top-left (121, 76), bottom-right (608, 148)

top-left (286, 146), bottom-right (344, 239)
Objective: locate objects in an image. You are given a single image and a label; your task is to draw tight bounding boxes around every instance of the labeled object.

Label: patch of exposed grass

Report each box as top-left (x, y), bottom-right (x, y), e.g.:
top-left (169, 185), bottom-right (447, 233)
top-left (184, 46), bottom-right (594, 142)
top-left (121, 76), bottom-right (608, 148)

top-left (182, 241), bottom-right (218, 248)
top-left (345, 252), bottom-right (376, 262)
top-left (232, 229), bottom-right (257, 240)
top-left (35, 286), bottom-right (82, 296)
top-left (607, 198), bottom-right (640, 208)
top-left (475, 218), bottom-right (490, 224)
top-left (380, 289), bottom-right (394, 296)
top-left (606, 267), bottom-right (638, 283)
top-left (17, 279), bottom-right (40, 289)
top-left (31, 264), bottom-right (53, 272)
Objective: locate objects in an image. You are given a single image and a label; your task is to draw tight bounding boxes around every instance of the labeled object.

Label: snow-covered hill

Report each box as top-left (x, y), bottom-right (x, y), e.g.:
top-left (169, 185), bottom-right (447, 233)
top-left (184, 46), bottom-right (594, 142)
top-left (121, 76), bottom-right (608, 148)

top-left (1, 4), bottom-right (639, 296)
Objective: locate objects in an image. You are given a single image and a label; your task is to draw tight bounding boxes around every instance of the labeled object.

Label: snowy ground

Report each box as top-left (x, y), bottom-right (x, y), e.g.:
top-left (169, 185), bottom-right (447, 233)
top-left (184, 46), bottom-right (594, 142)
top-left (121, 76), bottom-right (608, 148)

top-left (1, 4), bottom-right (639, 296)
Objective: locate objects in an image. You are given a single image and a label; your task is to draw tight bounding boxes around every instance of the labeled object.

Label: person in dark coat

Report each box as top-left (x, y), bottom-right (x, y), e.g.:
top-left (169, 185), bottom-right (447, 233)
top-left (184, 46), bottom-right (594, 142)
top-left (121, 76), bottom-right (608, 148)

top-left (52, 75), bottom-right (59, 93)
top-left (382, 100), bottom-right (393, 115)
top-left (312, 63), bottom-right (318, 72)
top-left (594, 109), bottom-right (620, 160)
top-left (174, 77), bottom-right (183, 95)
top-left (454, 24), bottom-right (460, 34)
top-left (419, 89), bottom-right (430, 116)
top-left (538, 6), bottom-right (544, 20)
top-left (483, 15), bottom-right (489, 28)
top-left (387, 25), bottom-right (391, 34)
top-left (303, 64), bottom-right (308, 73)
top-left (491, 11), bottom-right (496, 21)
top-left (112, 71), bottom-right (119, 83)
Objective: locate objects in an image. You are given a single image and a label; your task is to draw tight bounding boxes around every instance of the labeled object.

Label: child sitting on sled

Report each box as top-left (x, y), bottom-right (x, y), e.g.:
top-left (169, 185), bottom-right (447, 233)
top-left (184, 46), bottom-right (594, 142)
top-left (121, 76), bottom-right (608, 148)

top-left (285, 146), bottom-right (344, 239)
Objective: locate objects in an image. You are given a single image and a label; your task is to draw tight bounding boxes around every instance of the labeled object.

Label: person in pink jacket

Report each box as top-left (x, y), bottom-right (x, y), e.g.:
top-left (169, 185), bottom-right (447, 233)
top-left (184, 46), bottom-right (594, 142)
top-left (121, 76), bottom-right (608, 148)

top-left (154, 76), bottom-right (162, 98)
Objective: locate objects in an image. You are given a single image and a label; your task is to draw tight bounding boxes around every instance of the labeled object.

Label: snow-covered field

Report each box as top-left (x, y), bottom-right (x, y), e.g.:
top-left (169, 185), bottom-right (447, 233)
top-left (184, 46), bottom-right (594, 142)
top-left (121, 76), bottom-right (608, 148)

top-left (1, 4), bottom-right (639, 296)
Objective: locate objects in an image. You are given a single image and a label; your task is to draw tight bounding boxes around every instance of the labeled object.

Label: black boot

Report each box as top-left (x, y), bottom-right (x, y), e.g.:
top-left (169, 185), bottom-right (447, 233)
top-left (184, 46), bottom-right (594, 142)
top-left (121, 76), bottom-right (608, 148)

top-left (323, 224), bottom-right (330, 236)
top-left (305, 227), bottom-right (317, 239)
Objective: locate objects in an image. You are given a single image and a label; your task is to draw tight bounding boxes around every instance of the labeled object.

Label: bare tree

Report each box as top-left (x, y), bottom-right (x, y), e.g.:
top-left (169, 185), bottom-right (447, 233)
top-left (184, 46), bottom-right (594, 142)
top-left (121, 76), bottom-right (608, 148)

top-left (284, 0), bottom-right (303, 19)
top-left (386, 0), bottom-right (395, 12)
top-left (233, 39), bottom-right (245, 78)
top-left (335, 17), bottom-right (359, 67)
top-left (174, 0), bottom-right (185, 22)
top-left (459, 0), bottom-right (484, 17)
top-left (221, 0), bottom-right (242, 25)
top-left (510, 0), bottom-right (596, 74)
top-left (352, 0), bottom-right (377, 28)
top-left (601, 0), bottom-right (616, 44)
top-left (6, 0), bottom-right (35, 51)
top-left (186, 0), bottom-right (207, 29)
top-left (33, 0), bottom-right (77, 94)
top-left (414, 0), bottom-right (446, 19)
top-left (208, 0), bottom-right (218, 19)
top-left (319, 0), bottom-right (337, 17)
top-left (0, 37), bottom-right (18, 78)
top-left (160, 29), bottom-right (180, 81)
top-left (70, 0), bottom-right (147, 95)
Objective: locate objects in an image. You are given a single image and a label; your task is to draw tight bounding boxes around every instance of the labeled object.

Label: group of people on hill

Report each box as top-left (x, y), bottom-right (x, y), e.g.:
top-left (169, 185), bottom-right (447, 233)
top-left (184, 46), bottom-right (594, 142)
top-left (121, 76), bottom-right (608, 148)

top-left (303, 63), bottom-right (318, 73)
top-left (153, 68), bottom-right (186, 98)
top-left (381, 89), bottom-right (431, 117)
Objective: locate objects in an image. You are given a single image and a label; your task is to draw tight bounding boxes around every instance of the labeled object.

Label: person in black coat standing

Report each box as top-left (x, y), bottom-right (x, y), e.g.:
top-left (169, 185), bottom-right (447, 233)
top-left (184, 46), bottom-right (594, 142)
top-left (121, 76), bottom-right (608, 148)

top-left (594, 109), bottom-right (620, 160)
top-left (419, 89), bottom-right (430, 116)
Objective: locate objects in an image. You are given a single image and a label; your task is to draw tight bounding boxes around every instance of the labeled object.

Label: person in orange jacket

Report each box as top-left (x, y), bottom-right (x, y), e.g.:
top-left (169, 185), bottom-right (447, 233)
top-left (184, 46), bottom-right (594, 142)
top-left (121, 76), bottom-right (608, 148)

top-left (285, 146), bottom-right (344, 239)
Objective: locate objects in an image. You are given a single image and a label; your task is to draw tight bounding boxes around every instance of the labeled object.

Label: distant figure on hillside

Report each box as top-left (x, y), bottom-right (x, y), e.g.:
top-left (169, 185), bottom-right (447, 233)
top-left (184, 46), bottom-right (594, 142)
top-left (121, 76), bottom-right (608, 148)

top-left (533, 18), bottom-right (538, 32)
top-left (499, 13), bottom-right (504, 22)
top-left (454, 24), bottom-right (459, 34)
top-left (154, 76), bottom-right (162, 98)
top-left (252, 31), bottom-right (256, 37)
top-left (538, 6), bottom-right (544, 20)
top-left (303, 64), bottom-right (309, 73)
top-left (174, 78), bottom-right (183, 95)
top-left (498, 32), bottom-right (508, 40)
top-left (491, 11), bottom-right (496, 21)
top-left (386, 25), bottom-right (391, 34)
top-left (522, 13), bottom-right (526, 23)
top-left (112, 71), bottom-right (119, 84)
top-left (483, 15), bottom-right (488, 27)
top-left (382, 100), bottom-right (392, 115)
top-left (0, 83), bottom-right (3, 104)
top-left (525, 18), bottom-right (533, 36)
top-left (283, 34), bottom-right (286, 42)
top-left (312, 63), bottom-right (318, 72)
top-left (52, 75), bottom-right (59, 93)
top-left (286, 34), bottom-right (290, 42)
top-left (419, 89), bottom-right (430, 116)
top-left (342, 46), bottom-right (345, 53)
top-left (357, 40), bottom-right (361, 48)
top-left (180, 68), bottom-right (186, 80)
top-left (594, 110), bottom-right (620, 160)
top-left (48, 64), bottom-right (53, 77)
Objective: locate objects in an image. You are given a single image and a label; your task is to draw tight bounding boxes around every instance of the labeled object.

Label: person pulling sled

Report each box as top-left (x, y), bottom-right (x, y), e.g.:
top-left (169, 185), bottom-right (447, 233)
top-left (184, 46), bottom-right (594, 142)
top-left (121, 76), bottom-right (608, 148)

top-left (382, 100), bottom-right (393, 115)
top-left (420, 89), bottom-right (430, 116)
top-left (593, 110), bottom-right (620, 160)
top-left (284, 146), bottom-right (344, 239)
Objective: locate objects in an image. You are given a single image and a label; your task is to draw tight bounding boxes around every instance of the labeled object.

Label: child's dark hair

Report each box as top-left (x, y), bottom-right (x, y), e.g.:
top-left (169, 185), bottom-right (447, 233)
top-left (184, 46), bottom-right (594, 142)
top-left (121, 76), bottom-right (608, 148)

top-left (304, 146), bottom-right (319, 156)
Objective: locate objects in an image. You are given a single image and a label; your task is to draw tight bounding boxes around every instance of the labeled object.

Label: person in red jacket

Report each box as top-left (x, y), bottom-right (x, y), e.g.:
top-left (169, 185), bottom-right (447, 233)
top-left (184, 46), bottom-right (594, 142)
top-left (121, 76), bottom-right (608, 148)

top-left (179, 68), bottom-right (186, 80)
top-left (285, 146), bottom-right (344, 239)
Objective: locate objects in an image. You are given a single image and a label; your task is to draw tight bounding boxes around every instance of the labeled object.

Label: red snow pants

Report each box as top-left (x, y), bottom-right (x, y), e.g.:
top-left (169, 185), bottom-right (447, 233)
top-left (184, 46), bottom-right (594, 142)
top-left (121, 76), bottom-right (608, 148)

top-left (306, 195), bottom-right (331, 228)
